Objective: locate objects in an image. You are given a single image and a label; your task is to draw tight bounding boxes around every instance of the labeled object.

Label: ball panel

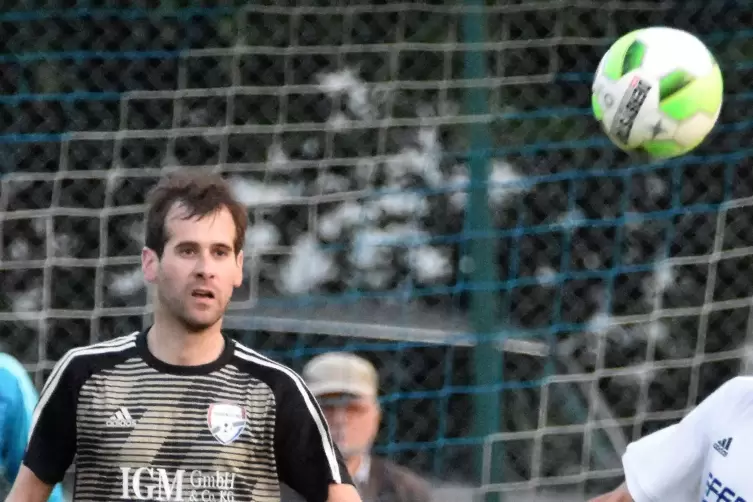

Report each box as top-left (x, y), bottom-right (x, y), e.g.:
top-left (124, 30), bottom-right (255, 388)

top-left (622, 40), bottom-right (647, 75)
top-left (641, 140), bottom-right (689, 158)
top-left (659, 64), bottom-right (723, 121)
top-left (602, 30), bottom-right (641, 80)
top-left (658, 70), bottom-right (694, 100)
top-left (634, 27), bottom-right (715, 78)
top-left (673, 113), bottom-right (717, 149)
top-left (592, 93), bottom-right (604, 120)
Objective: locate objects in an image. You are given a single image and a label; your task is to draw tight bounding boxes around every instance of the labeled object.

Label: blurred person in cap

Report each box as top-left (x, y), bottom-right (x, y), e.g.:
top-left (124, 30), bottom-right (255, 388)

top-left (303, 352), bottom-right (432, 502)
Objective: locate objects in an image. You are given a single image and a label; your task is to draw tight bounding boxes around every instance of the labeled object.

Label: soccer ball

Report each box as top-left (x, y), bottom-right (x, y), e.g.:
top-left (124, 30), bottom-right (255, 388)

top-left (591, 27), bottom-right (723, 159)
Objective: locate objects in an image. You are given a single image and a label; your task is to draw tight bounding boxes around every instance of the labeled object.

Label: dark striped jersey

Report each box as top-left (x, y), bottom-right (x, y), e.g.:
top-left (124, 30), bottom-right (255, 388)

top-left (24, 331), bottom-right (352, 502)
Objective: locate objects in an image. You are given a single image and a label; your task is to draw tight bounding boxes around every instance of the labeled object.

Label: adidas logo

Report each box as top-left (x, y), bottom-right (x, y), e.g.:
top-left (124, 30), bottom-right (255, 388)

top-left (713, 437), bottom-right (732, 457)
top-left (106, 407), bottom-right (137, 427)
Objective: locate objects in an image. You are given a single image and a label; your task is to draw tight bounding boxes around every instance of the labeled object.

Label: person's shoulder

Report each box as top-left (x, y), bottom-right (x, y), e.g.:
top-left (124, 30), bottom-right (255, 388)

top-left (720, 375), bottom-right (753, 390)
top-left (376, 456), bottom-right (429, 481)
top-left (0, 353), bottom-right (30, 389)
top-left (713, 376), bottom-right (753, 409)
top-left (64, 332), bottom-right (138, 362)
top-left (230, 339), bottom-right (305, 390)
top-left (52, 332), bottom-right (140, 380)
top-left (372, 456), bottom-right (432, 495)
top-left (0, 353), bottom-right (30, 404)
top-left (0, 353), bottom-right (27, 376)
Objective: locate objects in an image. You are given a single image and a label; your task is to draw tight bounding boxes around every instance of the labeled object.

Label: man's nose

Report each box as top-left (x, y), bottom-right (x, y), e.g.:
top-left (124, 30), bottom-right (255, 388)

top-left (194, 252), bottom-right (216, 278)
top-left (327, 408), bottom-right (349, 426)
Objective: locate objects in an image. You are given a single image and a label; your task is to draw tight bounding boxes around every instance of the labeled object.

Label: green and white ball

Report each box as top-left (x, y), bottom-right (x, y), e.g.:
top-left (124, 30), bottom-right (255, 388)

top-left (592, 27), bottom-right (723, 159)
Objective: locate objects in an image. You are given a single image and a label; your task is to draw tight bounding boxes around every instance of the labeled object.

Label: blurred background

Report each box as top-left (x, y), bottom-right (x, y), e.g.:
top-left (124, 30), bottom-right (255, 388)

top-left (1, 1), bottom-right (752, 501)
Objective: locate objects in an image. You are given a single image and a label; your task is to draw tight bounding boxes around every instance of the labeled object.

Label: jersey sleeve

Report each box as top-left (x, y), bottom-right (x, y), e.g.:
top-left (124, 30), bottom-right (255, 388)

top-left (274, 373), bottom-right (352, 502)
top-left (622, 376), bottom-right (751, 502)
top-left (23, 351), bottom-right (83, 485)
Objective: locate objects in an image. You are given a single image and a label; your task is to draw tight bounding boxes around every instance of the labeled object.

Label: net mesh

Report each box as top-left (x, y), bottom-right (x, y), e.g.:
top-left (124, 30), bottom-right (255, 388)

top-left (1, 1), bottom-right (752, 500)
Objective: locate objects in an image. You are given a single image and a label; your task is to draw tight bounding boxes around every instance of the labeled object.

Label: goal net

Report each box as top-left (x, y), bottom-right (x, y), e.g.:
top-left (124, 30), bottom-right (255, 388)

top-left (0, 1), bottom-right (751, 500)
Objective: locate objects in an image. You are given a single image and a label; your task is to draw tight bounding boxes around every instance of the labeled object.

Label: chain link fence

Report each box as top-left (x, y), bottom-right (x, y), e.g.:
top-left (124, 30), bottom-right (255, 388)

top-left (1, 1), bottom-right (753, 500)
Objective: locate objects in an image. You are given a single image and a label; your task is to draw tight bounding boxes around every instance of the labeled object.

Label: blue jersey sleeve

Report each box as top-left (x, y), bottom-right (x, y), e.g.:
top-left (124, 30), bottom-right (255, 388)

top-left (0, 354), bottom-right (66, 502)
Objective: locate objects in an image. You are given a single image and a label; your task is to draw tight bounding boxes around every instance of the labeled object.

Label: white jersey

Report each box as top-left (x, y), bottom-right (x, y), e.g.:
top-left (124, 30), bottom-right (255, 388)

top-left (622, 376), bottom-right (753, 502)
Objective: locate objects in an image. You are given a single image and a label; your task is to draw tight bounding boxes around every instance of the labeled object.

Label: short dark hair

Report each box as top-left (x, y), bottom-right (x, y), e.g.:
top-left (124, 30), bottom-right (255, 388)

top-left (144, 171), bottom-right (247, 257)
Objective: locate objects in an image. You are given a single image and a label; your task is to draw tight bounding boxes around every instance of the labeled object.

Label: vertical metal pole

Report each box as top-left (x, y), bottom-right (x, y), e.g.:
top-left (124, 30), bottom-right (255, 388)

top-left (461, 1), bottom-right (503, 499)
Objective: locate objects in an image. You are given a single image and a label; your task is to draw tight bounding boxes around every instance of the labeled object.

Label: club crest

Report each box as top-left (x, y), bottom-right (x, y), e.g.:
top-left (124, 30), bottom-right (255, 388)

top-left (207, 403), bottom-right (246, 445)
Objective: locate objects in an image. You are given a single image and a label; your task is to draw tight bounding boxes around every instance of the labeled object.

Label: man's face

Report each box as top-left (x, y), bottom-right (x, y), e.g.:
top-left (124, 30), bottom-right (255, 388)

top-left (319, 394), bottom-right (380, 459)
top-left (142, 203), bottom-right (243, 332)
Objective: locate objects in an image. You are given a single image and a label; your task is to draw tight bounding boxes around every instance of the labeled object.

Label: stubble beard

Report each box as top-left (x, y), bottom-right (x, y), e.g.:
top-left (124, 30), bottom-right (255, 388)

top-left (336, 442), bottom-right (366, 461)
top-left (330, 431), bottom-right (360, 459)
top-left (158, 288), bottom-right (225, 334)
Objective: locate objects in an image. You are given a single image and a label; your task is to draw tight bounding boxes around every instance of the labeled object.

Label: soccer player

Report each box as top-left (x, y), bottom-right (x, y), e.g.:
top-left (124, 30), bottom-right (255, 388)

top-left (7, 172), bottom-right (361, 502)
top-left (588, 376), bottom-right (752, 502)
top-left (0, 353), bottom-right (65, 502)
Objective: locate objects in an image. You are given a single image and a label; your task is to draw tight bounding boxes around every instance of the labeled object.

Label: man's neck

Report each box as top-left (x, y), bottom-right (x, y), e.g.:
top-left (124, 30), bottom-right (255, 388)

top-left (346, 454), bottom-right (367, 480)
top-left (147, 319), bottom-right (225, 367)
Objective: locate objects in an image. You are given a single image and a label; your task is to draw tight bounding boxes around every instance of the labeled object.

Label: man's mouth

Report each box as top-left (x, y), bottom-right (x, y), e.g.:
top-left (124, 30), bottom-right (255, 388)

top-left (191, 288), bottom-right (215, 299)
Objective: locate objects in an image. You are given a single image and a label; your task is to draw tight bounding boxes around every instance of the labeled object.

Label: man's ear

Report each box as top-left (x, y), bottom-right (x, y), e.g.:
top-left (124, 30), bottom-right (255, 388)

top-left (233, 249), bottom-right (244, 288)
top-left (142, 247), bottom-right (159, 284)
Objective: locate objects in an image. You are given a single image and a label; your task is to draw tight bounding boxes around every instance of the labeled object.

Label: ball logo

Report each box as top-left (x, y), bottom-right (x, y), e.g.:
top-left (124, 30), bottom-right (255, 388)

top-left (610, 77), bottom-right (651, 144)
top-left (207, 403), bottom-right (246, 445)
